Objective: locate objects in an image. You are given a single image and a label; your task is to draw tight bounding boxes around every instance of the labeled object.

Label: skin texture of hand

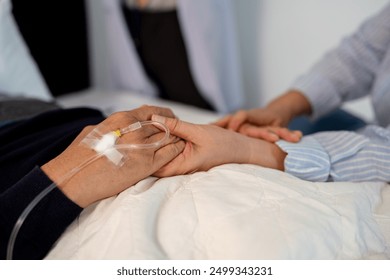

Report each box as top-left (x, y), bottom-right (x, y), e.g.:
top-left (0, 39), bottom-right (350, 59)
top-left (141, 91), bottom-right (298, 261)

top-left (152, 115), bottom-right (286, 177)
top-left (214, 108), bottom-right (302, 142)
top-left (42, 106), bottom-right (185, 208)
top-left (214, 90), bottom-right (311, 143)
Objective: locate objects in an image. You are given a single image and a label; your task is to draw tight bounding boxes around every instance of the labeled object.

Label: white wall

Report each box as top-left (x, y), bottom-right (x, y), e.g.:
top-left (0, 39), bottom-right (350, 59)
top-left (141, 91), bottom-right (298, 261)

top-left (86, 0), bottom-right (389, 121)
top-left (235, 0), bottom-right (389, 121)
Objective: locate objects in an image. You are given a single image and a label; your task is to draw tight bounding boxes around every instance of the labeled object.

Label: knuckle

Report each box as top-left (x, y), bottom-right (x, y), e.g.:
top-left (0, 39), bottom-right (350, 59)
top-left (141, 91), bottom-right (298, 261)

top-left (108, 111), bottom-right (126, 122)
top-left (81, 125), bottom-right (95, 134)
top-left (140, 104), bottom-right (151, 109)
top-left (169, 118), bottom-right (181, 133)
top-left (140, 105), bottom-right (175, 118)
top-left (157, 106), bottom-right (175, 117)
top-left (235, 110), bottom-right (247, 117)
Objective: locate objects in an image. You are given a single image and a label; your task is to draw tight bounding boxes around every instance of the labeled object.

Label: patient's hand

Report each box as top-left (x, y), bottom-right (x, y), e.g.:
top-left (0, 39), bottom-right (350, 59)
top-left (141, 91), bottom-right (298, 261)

top-left (152, 115), bottom-right (286, 177)
top-left (42, 106), bottom-right (185, 208)
top-left (214, 108), bottom-right (302, 143)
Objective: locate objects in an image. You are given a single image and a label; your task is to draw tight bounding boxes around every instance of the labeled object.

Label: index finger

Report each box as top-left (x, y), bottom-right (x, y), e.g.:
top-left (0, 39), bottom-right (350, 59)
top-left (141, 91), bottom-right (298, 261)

top-left (212, 114), bottom-right (232, 128)
top-left (227, 110), bottom-right (248, 131)
top-left (135, 105), bottom-right (176, 120)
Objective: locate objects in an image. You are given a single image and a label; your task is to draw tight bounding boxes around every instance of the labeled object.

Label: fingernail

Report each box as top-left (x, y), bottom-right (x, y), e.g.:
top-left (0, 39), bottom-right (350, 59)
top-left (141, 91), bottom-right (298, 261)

top-left (152, 114), bottom-right (166, 123)
top-left (294, 131), bottom-right (303, 140)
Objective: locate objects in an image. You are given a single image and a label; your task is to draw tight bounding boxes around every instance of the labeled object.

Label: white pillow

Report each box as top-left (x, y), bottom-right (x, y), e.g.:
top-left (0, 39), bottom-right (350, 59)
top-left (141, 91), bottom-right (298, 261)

top-left (0, 0), bottom-right (52, 100)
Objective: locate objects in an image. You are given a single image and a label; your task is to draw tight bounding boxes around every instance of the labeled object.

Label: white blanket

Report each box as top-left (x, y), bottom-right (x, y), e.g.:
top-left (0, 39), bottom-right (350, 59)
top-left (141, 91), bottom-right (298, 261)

top-left (51, 91), bottom-right (390, 259)
top-left (46, 164), bottom-right (390, 260)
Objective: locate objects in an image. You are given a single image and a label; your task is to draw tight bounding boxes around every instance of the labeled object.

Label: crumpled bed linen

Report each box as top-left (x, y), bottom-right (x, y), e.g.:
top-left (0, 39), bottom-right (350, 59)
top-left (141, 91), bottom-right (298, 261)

top-left (46, 164), bottom-right (390, 260)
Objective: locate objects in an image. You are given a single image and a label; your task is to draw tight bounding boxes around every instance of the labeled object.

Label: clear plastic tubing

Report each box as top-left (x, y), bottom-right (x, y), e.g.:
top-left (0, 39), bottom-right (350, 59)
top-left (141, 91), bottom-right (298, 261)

top-left (6, 120), bottom-right (169, 260)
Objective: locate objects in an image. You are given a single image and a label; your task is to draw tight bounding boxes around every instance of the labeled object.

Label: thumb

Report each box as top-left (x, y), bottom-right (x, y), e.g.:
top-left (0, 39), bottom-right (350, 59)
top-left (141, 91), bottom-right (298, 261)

top-left (151, 115), bottom-right (196, 141)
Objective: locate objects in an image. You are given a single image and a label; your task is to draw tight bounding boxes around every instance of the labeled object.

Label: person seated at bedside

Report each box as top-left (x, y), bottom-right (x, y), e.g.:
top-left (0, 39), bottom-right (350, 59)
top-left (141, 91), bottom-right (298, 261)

top-left (206, 2), bottom-right (390, 183)
top-left (119, 0), bottom-right (213, 110)
top-left (102, 0), bottom-right (244, 113)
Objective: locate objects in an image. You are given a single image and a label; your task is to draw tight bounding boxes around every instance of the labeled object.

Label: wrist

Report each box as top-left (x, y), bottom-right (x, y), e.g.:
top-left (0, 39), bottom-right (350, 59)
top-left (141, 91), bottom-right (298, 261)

top-left (42, 160), bottom-right (89, 208)
top-left (247, 137), bottom-right (286, 170)
top-left (266, 90), bottom-right (312, 124)
top-left (269, 143), bottom-right (286, 171)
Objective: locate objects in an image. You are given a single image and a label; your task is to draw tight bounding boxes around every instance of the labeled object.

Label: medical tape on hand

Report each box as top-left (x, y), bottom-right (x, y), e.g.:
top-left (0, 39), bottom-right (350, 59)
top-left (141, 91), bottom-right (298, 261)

top-left (82, 122), bottom-right (143, 166)
top-left (7, 120), bottom-right (169, 260)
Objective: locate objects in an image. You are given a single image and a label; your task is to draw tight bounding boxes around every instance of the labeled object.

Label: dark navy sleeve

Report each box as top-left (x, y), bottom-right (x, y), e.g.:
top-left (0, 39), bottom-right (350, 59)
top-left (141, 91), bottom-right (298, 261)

top-left (0, 167), bottom-right (82, 260)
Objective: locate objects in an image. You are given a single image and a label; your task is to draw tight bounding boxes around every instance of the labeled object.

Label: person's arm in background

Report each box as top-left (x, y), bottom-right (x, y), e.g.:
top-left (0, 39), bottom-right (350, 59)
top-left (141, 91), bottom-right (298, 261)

top-left (153, 115), bottom-right (390, 183)
top-left (216, 3), bottom-right (390, 140)
top-left (289, 2), bottom-right (390, 120)
top-left (268, 4), bottom-right (390, 182)
top-left (0, 106), bottom-right (185, 260)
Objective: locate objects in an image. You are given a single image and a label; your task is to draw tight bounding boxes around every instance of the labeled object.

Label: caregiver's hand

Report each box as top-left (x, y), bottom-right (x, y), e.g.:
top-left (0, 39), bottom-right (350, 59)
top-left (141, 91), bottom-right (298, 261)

top-left (214, 108), bottom-right (301, 142)
top-left (214, 90), bottom-right (310, 143)
top-left (152, 115), bottom-right (286, 177)
top-left (42, 106), bottom-right (185, 208)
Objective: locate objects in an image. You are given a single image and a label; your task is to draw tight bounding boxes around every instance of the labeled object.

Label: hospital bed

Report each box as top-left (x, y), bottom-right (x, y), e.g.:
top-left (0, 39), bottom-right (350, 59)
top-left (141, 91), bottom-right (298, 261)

top-left (45, 90), bottom-right (390, 260)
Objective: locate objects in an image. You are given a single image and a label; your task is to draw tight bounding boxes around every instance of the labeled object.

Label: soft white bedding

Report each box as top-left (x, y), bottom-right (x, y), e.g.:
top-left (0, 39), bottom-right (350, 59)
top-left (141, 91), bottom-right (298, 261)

top-left (49, 90), bottom-right (390, 259)
top-left (46, 164), bottom-right (390, 260)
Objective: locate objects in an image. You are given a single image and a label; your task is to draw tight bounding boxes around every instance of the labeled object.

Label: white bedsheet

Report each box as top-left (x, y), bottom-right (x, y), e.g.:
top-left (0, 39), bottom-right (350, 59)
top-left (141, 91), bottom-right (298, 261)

top-left (49, 91), bottom-right (390, 259)
top-left (46, 164), bottom-right (390, 260)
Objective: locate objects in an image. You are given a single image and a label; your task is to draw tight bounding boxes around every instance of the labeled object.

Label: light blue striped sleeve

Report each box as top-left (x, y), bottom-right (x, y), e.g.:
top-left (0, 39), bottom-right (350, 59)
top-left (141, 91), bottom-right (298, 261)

top-left (276, 125), bottom-right (390, 182)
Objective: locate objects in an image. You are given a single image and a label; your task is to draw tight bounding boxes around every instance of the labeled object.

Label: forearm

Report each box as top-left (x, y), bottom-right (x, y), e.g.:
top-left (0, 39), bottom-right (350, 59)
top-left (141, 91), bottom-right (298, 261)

top-left (266, 90), bottom-right (312, 125)
top-left (289, 4), bottom-right (390, 120)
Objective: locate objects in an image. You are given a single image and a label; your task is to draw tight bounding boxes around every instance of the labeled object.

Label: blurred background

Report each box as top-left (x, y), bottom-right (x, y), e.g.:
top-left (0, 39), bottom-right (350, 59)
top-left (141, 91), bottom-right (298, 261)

top-left (10, 0), bottom-right (389, 121)
top-left (234, 0), bottom-right (388, 122)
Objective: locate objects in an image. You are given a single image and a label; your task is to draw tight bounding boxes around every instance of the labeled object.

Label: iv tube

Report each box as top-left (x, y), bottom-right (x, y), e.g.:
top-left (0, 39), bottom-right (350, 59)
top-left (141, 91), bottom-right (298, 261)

top-left (6, 120), bottom-right (169, 260)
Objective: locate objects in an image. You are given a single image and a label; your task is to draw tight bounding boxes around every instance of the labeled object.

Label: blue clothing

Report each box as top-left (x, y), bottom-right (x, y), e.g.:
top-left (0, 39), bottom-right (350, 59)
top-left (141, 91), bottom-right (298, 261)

top-left (277, 3), bottom-right (390, 182)
top-left (288, 108), bottom-right (367, 135)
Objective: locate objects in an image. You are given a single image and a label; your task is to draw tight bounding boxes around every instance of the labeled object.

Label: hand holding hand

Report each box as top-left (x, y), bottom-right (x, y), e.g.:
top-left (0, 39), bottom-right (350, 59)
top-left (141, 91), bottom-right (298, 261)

top-left (214, 90), bottom-right (312, 143)
top-left (42, 106), bottom-right (185, 208)
top-left (152, 115), bottom-right (286, 177)
top-left (214, 108), bottom-right (302, 142)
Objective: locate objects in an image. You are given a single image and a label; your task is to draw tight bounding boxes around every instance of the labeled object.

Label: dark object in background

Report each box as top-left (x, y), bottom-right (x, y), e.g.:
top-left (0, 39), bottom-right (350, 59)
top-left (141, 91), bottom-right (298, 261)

top-left (122, 5), bottom-right (215, 111)
top-left (11, 0), bottom-right (90, 96)
top-left (0, 98), bottom-right (60, 122)
top-left (288, 109), bottom-right (367, 135)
